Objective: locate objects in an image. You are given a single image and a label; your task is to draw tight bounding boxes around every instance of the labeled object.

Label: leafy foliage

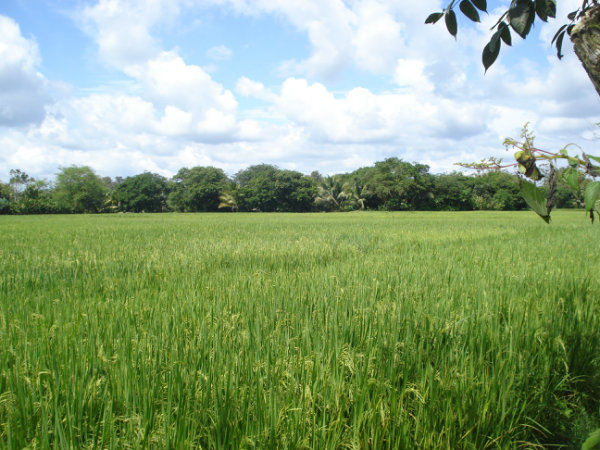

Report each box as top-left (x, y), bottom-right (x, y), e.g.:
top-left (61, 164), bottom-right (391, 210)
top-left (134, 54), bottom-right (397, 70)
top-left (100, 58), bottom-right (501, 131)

top-left (168, 166), bottom-right (228, 212)
top-left (0, 159), bottom-right (547, 215)
top-left (115, 172), bottom-right (168, 213)
top-left (460, 124), bottom-right (600, 225)
top-left (235, 164), bottom-right (316, 212)
top-left (218, 181), bottom-right (241, 212)
top-left (314, 175), bottom-right (349, 211)
top-left (583, 429), bottom-right (600, 450)
top-left (53, 166), bottom-right (107, 213)
top-left (426, 0), bottom-right (600, 70)
top-left (357, 158), bottom-right (435, 211)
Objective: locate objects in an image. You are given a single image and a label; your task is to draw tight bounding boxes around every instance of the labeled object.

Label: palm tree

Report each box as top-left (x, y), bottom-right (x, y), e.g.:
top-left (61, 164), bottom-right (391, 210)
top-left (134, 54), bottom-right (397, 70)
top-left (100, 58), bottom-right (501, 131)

top-left (344, 181), bottom-right (367, 210)
top-left (105, 189), bottom-right (120, 211)
top-left (315, 175), bottom-right (348, 211)
top-left (218, 182), bottom-right (240, 211)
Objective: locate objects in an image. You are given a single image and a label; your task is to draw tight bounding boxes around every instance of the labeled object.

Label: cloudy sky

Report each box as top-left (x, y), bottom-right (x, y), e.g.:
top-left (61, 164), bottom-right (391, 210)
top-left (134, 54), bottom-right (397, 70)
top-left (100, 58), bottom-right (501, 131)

top-left (0, 0), bottom-right (598, 181)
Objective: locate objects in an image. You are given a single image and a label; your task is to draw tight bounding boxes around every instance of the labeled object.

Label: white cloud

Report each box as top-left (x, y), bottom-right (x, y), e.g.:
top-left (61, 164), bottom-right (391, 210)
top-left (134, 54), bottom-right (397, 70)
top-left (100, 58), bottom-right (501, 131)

top-left (220, 0), bottom-right (450, 80)
top-left (353, 1), bottom-right (403, 74)
top-left (122, 51), bottom-right (241, 141)
top-left (157, 105), bottom-right (193, 136)
top-left (0, 15), bottom-right (51, 127)
top-left (129, 51), bottom-right (237, 114)
top-left (272, 76), bottom-right (492, 145)
top-left (394, 59), bottom-right (433, 92)
top-left (236, 76), bottom-right (277, 101)
top-left (2, 0), bottom-right (600, 184)
top-left (78, 0), bottom-right (182, 69)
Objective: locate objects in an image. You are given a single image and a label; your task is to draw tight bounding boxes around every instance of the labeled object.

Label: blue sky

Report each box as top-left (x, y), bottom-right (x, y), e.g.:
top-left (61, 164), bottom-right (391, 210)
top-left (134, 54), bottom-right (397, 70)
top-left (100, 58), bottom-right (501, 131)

top-left (0, 0), bottom-right (598, 181)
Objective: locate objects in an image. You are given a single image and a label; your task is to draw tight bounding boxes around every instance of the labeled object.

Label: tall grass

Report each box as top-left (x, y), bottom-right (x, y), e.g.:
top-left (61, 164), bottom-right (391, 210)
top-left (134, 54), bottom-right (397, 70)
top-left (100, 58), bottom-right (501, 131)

top-left (0, 211), bottom-right (598, 449)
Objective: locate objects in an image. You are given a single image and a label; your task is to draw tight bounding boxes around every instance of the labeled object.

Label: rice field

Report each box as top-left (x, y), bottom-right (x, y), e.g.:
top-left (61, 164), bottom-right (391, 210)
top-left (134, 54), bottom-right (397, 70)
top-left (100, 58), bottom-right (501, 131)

top-left (0, 210), bottom-right (599, 449)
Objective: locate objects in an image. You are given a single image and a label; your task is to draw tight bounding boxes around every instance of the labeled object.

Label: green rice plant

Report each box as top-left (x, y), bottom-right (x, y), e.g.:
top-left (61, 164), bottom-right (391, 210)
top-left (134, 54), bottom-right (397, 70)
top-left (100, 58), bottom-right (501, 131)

top-left (0, 210), bottom-right (598, 449)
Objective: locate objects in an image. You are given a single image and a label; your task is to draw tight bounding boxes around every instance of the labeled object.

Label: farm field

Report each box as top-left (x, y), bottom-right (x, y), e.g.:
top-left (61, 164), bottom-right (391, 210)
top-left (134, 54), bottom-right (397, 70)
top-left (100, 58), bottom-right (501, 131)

top-left (0, 210), bottom-right (599, 449)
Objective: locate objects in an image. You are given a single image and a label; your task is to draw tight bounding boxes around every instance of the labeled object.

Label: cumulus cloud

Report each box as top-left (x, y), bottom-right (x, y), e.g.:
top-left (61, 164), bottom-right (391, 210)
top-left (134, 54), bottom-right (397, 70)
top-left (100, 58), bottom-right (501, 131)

top-left (219, 0), bottom-right (448, 80)
top-left (130, 51), bottom-right (236, 113)
top-left (0, 15), bottom-right (51, 127)
top-left (352, 1), bottom-right (404, 74)
top-left (271, 76), bottom-right (492, 145)
top-left (78, 0), bottom-right (181, 69)
top-left (126, 51), bottom-right (239, 141)
top-left (2, 0), bottom-right (600, 183)
top-left (236, 77), bottom-right (277, 102)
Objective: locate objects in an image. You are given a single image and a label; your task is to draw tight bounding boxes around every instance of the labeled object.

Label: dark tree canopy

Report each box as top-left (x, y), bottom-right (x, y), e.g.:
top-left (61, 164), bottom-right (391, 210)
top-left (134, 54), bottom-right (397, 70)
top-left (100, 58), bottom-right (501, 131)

top-left (53, 166), bottom-right (107, 213)
top-left (233, 165), bottom-right (317, 212)
top-left (273, 169), bottom-right (317, 212)
top-left (115, 172), bottom-right (168, 213)
top-left (356, 158), bottom-right (435, 211)
top-left (0, 160), bottom-right (542, 215)
top-left (235, 164), bottom-right (281, 212)
top-left (168, 166), bottom-right (228, 212)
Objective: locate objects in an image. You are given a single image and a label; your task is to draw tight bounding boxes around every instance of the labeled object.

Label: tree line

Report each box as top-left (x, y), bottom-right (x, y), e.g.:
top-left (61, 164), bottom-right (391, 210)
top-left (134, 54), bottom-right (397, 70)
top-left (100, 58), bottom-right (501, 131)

top-left (0, 158), bottom-right (582, 214)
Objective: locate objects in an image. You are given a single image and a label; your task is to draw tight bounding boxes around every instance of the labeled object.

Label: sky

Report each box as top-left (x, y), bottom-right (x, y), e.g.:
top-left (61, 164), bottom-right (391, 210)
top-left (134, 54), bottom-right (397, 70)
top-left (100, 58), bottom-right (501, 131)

top-left (0, 0), bottom-right (599, 181)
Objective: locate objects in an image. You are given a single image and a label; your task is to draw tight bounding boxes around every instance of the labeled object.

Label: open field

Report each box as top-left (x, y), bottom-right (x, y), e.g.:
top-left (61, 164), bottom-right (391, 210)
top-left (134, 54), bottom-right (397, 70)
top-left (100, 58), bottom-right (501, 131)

top-left (0, 210), bottom-right (599, 449)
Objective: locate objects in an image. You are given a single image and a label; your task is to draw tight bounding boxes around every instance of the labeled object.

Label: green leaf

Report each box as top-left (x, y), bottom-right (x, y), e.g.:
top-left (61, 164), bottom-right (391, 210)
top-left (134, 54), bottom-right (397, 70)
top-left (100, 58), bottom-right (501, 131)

top-left (585, 181), bottom-right (600, 212)
top-left (445, 10), bottom-right (458, 37)
top-left (471, 0), bottom-right (487, 12)
top-left (582, 428), bottom-right (600, 450)
top-left (552, 24), bottom-right (568, 44)
top-left (499, 22), bottom-right (512, 45)
top-left (520, 180), bottom-right (550, 223)
top-left (546, 0), bottom-right (556, 18)
top-left (482, 33), bottom-right (501, 72)
top-left (555, 30), bottom-right (566, 59)
top-left (425, 12), bottom-right (444, 24)
top-left (535, 0), bottom-right (549, 21)
top-left (563, 168), bottom-right (579, 191)
top-left (587, 155), bottom-right (600, 164)
top-left (527, 164), bottom-right (542, 181)
top-left (509, 1), bottom-right (535, 39)
top-left (460, 0), bottom-right (480, 22)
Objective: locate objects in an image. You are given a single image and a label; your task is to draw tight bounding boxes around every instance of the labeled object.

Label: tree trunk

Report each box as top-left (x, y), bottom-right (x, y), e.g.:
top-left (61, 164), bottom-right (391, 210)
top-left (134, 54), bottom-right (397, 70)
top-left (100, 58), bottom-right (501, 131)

top-left (571, 5), bottom-right (600, 98)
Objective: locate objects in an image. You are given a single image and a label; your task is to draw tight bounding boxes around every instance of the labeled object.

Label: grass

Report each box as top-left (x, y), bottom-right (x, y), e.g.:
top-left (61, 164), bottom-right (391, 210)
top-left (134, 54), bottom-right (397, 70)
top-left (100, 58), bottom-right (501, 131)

top-left (0, 210), bottom-right (599, 449)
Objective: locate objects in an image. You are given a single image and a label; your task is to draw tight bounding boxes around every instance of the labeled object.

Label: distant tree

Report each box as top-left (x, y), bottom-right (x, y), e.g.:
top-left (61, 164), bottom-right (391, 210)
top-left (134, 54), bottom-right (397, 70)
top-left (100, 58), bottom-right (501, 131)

top-left (9, 169), bottom-right (34, 203)
top-left (315, 175), bottom-right (349, 211)
top-left (469, 171), bottom-right (526, 211)
top-left (432, 172), bottom-right (474, 211)
top-left (343, 181), bottom-right (367, 210)
top-left (115, 172), bottom-right (168, 212)
top-left (4, 170), bottom-right (56, 213)
top-left (53, 166), bottom-right (107, 213)
top-left (0, 181), bottom-right (11, 214)
top-left (0, 180), bottom-right (10, 199)
top-left (310, 170), bottom-right (325, 184)
top-left (19, 180), bottom-right (55, 214)
top-left (235, 164), bottom-right (280, 212)
top-left (551, 167), bottom-right (586, 208)
top-left (274, 169), bottom-right (317, 212)
top-left (218, 181), bottom-right (241, 211)
top-left (234, 164), bottom-right (317, 212)
top-left (357, 158), bottom-right (434, 210)
top-left (168, 166), bottom-right (228, 212)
